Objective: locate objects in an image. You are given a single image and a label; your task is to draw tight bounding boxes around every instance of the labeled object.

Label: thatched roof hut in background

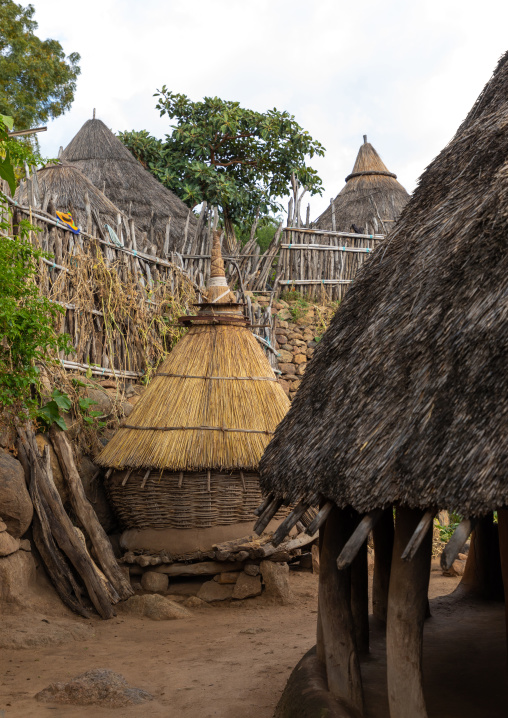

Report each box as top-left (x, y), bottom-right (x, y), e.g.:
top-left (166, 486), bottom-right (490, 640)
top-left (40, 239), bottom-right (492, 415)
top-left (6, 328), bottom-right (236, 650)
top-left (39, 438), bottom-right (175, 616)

top-left (313, 136), bottom-right (409, 234)
top-left (16, 162), bottom-right (127, 239)
top-left (62, 117), bottom-right (197, 253)
top-left (259, 53), bottom-right (508, 717)
top-left (97, 230), bottom-right (290, 557)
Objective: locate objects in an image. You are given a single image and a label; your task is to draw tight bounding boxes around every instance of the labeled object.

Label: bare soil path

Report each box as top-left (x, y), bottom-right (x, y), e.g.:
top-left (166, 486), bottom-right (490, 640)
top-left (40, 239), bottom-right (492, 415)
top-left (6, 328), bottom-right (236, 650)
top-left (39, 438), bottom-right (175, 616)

top-left (0, 563), bottom-right (461, 718)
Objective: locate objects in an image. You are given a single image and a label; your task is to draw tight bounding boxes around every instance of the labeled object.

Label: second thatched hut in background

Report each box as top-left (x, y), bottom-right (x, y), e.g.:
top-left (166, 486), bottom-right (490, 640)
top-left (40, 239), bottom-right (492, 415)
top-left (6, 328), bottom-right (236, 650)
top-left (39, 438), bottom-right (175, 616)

top-left (313, 135), bottom-right (409, 235)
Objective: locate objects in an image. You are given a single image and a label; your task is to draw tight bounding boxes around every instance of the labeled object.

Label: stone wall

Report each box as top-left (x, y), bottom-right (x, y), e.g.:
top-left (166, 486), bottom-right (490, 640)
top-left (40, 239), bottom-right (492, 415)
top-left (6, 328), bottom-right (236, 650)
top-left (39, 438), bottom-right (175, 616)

top-left (255, 296), bottom-right (336, 401)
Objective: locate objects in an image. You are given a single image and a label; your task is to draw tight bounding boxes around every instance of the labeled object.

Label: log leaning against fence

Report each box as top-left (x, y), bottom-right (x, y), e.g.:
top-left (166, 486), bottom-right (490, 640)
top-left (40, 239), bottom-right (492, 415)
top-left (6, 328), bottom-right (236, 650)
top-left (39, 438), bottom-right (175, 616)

top-left (49, 426), bottom-right (133, 601)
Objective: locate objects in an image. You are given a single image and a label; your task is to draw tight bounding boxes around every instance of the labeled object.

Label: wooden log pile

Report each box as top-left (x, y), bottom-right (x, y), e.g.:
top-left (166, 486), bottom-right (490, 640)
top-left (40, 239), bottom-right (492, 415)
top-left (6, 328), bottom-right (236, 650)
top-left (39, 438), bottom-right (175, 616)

top-left (17, 427), bottom-right (133, 619)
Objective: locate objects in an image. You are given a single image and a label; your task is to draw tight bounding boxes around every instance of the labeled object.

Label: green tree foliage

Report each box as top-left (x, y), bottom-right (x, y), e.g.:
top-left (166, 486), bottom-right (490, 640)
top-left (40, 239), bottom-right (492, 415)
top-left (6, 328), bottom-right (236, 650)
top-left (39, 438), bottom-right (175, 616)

top-left (118, 91), bottom-right (325, 242)
top-left (0, 1), bottom-right (80, 130)
top-left (0, 116), bottom-right (71, 421)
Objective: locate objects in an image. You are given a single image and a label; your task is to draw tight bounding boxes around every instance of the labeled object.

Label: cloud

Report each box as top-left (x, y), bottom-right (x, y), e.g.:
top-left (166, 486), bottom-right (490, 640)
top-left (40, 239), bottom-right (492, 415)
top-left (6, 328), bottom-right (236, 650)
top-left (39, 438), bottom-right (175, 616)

top-left (31, 0), bottom-right (508, 218)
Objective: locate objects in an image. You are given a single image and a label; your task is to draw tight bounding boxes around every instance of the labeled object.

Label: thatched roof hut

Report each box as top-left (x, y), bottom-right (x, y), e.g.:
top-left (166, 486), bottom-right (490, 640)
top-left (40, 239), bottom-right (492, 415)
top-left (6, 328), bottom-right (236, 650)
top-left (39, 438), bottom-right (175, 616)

top-left (16, 162), bottom-right (127, 238)
top-left (313, 136), bottom-right (409, 234)
top-left (97, 230), bottom-right (290, 555)
top-left (258, 53), bottom-right (508, 718)
top-left (61, 117), bottom-right (197, 253)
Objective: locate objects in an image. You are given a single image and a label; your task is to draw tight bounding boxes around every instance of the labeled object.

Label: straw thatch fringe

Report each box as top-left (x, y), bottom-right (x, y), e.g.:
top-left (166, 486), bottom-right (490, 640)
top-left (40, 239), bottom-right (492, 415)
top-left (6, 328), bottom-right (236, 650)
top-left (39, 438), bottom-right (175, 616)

top-left (97, 323), bottom-right (289, 470)
top-left (260, 50), bottom-right (508, 517)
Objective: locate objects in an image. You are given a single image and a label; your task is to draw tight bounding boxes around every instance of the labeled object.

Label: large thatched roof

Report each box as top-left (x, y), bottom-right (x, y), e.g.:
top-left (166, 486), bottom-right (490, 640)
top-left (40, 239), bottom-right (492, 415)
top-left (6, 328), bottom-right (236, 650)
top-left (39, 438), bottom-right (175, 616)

top-left (16, 162), bottom-right (126, 234)
top-left (97, 231), bottom-right (290, 471)
top-left (260, 51), bottom-right (508, 517)
top-left (313, 137), bottom-right (409, 234)
top-left (61, 118), bottom-right (196, 252)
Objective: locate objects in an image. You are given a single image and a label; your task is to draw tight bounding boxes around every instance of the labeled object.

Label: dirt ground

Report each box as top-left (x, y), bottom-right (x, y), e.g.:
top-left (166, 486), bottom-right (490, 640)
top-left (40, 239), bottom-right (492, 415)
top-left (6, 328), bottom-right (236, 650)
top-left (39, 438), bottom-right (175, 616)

top-left (0, 562), bottom-right (466, 718)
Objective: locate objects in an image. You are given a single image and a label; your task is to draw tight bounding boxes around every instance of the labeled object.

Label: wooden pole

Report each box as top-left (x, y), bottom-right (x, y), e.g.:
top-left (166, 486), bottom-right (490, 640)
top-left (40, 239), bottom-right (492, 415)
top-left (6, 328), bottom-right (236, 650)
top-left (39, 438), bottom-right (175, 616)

top-left (350, 538), bottom-right (369, 654)
top-left (316, 506), bottom-right (363, 712)
top-left (372, 507), bottom-right (394, 623)
top-left (461, 513), bottom-right (503, 600)
top-left (386, 506), bottom-right (431, 718)
top-left (497, 509), bottom-right (508, 657)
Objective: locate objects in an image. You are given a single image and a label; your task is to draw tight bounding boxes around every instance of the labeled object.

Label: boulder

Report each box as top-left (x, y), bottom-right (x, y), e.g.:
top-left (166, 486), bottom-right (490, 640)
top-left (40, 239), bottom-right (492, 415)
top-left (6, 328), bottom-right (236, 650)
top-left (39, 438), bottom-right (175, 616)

top-left (0, 549), bottom-right (37, 607)
top-left (36, 669), bottom-right (153, 707)
top-left (120, 594), bottom-right (191, 620)
top-left (141, 571), bottom-right (169, 593)
top-left (0, 451), bottom-right (33, 537)
top-left (0, 531), bottom-right (20, 556)
top-left (35, 434), bottom-right (68, 504)
top-left (86, 388), bottom-right (114, 417)
top-left (294, 354), bottom-right (307, 365)
top-left (197, 580), bottom-right (234, 602)
top-left (183, 596), bottom-right (210, 609)
top-left (279, 363), bottom-right (296, 375)
top-left (260, 561), bottom-right (293, 605)
top-left (232, 573), bottom-right (262, 599)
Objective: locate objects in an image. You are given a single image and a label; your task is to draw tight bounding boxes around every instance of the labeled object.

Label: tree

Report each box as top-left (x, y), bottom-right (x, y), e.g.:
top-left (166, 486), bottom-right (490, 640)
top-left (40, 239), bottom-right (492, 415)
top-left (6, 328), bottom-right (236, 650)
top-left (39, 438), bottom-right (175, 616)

top-left (0, 1), bottom-right (80, 130)
top-left (119, 91), bottom-right (325, 247)
top-left (0, 115), bottom-right (70, 421)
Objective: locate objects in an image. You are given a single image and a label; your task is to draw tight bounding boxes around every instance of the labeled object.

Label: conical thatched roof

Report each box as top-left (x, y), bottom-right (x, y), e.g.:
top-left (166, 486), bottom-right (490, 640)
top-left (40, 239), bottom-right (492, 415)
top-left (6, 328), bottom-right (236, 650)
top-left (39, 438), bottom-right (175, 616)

top-left (260, 52), bottom-right (508, 517)
top-left (97, 231), bottom-right (290, 471)
top-left (313, 137), bottom-right (409, 234)
top-left (16, 162), bottom-right (126, 233)
top-left (61, 118), bottom-right (196, 252)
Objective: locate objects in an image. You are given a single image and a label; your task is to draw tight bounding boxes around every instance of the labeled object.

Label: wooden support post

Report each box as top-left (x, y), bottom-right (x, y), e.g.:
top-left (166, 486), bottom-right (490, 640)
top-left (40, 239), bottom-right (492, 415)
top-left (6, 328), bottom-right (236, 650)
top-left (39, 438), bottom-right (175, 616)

top-left (497, 509), bottom-right (508, 656)
top-left (372, 507), bottom-right (394, 623)
top-left (351, 537), bottom-right (369, 654)
top-left (316, 506), bottom-right (364, 713)
top-left (461, 513), bottom-right (503, 600)
top-left (387, 506), bottom-right (432, 718)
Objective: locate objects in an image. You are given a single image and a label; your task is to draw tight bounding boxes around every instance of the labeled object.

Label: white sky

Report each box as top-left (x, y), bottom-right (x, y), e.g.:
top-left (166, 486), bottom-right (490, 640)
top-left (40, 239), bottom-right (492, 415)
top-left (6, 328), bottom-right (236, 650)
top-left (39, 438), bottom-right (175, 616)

top-left (32, 0), bottom-right (508, 220)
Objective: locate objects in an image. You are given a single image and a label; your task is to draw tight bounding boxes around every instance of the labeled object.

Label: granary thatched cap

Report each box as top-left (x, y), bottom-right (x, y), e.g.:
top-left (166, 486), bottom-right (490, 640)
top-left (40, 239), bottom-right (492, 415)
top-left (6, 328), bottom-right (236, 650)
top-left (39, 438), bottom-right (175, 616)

top-left (313, 136), bottom-right (409, 234)
top-left (97, 230), bottom-right (289, 472)
top-left (260, 50), bottom-right (508, 517)
top-left (62, 117), bottom-right (196, 251)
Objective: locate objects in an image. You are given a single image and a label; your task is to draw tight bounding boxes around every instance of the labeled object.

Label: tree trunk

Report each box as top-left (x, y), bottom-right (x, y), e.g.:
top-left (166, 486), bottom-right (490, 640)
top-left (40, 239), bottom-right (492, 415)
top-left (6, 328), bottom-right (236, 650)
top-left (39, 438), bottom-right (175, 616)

top-left (372, 507), bottom-right (394, 623)
top-left (316, 506), bottom-right (364, 713)
top-left (386, 506), bottom-right (431, 718)
top-left (222, 206), bottom-right (238, 256)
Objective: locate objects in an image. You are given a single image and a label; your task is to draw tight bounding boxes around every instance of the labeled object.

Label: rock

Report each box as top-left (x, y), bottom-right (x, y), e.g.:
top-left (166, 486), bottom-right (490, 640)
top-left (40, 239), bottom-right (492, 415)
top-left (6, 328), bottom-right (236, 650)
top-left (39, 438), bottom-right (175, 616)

top-left (78, 455), bottom-right (116, 532)
top-left (127, 394), bottom-right (142, 407)
top-left (0, 518), bottom-right (7, 531)
top-left (0, 550), bottom-right (37, 607)
top-left (36, 434), bottom-right (69, 504)
top-left (306, 348), bottom-right (315, 359)
top-left (275, 334), bottom-right (287, 345)
top-left (120, 594), bottom-right (191, 620)
top-left (183, 596), bottom-right (210, 609)
top-left (197, 580), bottom-right (234, 602)
top-left (141, 571), bottom-right (169, 592)
top-left (239, 627), bottom-right (266, 635)
top-left (0, 424), bottom-right (16, 449)
top-left (279, 363), bottom-right (296, 375)
top-left (0, 451), bottom-right (33, 537)
top-left (36, 669), bottom-right (153, 707)
top-left (277, 320), bottom-right (289, 329)
top-left (0, 615), bottom-right (94, 649)
top-left (213, 571), bottom-right (240, 584)
top-left (121, 401), bottom-right (134, 417)
top-left (437, 510), bottom-right (449, 526)
top-left (307, 340), bottom-right (318, 348)
top-left (277, 309), bottom-right (291, 321)
top-left (277, 349), bottom-right (293, 363)
top-left (260, 561), bottom-right (293, 605)
top-left (86, 388), bottom-right (114, 416)
top-left (244, 563), bottom-right (260, 576)
top-left (458, 553), bottom-right (468, 561)
top-left (296, 364), bottom-right (306, 376)
top-left (452, 559), bottom-right (466, 576)
top-left (291, 380), bottom-right (302, 392)
top-left (0, 531), bottom-right (20, 556)
top-left (233, 572), bottom-right (262, 599)
top-left (294, 354), bottom-right (307, 365)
